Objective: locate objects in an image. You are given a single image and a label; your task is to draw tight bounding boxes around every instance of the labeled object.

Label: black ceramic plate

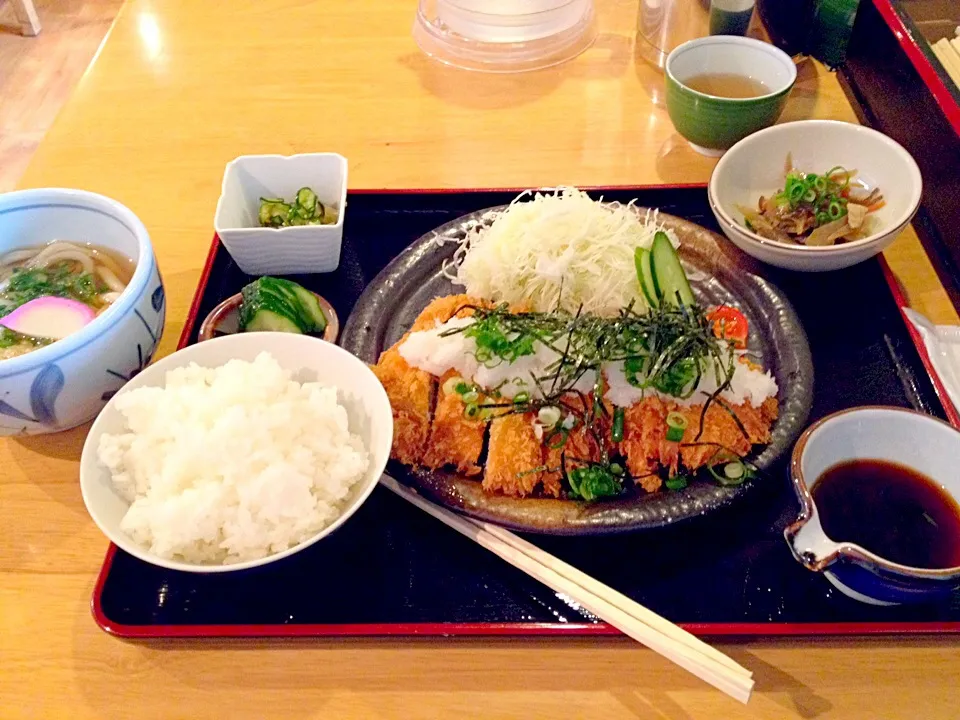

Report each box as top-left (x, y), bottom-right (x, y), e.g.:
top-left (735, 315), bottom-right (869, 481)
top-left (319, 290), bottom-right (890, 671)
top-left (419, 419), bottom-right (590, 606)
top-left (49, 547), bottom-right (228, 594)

top-left (341, 208), bottom-right (814, 534)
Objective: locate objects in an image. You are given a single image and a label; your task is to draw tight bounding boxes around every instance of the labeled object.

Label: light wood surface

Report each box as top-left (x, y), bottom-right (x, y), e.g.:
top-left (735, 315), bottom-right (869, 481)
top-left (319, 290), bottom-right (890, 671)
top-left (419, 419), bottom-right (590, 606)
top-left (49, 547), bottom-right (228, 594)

top-left (9, 0), bottom-right (41, 35)
top-left (3, 1), bottom-right (959, 718)
top-left (0, 0), bottom-right (123, 191)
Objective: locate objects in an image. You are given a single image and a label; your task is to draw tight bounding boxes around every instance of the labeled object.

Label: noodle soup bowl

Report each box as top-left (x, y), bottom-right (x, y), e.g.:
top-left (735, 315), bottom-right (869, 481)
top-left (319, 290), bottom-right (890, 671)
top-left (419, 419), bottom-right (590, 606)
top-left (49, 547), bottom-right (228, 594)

top-left (0, 188), bottom-right (164, 435)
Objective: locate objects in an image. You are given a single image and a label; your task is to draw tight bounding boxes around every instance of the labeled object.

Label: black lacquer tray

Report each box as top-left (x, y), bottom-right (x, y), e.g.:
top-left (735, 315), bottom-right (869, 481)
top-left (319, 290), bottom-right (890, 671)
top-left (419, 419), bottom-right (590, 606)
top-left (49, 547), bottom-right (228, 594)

top-left (93, 186), bottom-right (960, 638)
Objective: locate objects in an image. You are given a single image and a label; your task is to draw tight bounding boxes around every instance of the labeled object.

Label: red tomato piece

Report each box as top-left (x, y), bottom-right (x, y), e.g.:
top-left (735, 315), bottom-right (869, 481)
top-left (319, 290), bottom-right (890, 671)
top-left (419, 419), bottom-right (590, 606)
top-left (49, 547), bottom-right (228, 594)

top-left (707, 305), bottom-right (748, 349)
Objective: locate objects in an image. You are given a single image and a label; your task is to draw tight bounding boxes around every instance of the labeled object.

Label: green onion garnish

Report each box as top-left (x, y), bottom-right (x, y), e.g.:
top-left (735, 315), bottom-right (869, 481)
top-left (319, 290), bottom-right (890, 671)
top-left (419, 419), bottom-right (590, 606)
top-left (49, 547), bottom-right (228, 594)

top-left (665, 411), bottom-right (688, 442)
top-left (442, 376), bottom-right (465, 396)
top-left (547, 429), bottom-right (569, 449)
top-left (611, 407), bottom-right (625, 443)
top-left (665, 475), bottom-right (689, 491)
top-left (537, 406), bottom-right (561, 428)
top-left (708, 460), bottom-right (749, 486)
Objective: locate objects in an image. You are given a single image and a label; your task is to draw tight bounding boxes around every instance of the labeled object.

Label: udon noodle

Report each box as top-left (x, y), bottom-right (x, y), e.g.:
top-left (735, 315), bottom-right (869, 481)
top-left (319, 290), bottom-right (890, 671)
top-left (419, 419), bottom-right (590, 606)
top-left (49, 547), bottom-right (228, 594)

top-left (0, 241), bottom-right (135, 360)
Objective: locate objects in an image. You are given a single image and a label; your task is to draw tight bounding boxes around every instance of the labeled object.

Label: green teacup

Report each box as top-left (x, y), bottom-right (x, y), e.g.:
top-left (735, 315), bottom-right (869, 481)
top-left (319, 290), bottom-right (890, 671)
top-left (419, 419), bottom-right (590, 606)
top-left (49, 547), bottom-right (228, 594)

top-left (665, 36), bottom-right (796, 157)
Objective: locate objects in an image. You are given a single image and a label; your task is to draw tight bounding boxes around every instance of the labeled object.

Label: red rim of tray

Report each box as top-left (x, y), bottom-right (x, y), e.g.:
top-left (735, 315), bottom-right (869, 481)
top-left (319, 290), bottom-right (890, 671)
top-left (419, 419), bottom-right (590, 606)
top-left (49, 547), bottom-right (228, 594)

top-left (871, 0), bottom-right (960, 138)
top-left (91, 184), bottom-right (960, 639)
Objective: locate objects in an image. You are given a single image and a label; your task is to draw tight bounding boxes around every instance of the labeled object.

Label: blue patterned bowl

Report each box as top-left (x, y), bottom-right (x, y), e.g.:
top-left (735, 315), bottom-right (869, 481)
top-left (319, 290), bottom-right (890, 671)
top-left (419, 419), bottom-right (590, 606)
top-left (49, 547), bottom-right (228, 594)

top-left (785, 407), bottom-right (960, 605)
top-left (0, 188), bottom-right (165, 435)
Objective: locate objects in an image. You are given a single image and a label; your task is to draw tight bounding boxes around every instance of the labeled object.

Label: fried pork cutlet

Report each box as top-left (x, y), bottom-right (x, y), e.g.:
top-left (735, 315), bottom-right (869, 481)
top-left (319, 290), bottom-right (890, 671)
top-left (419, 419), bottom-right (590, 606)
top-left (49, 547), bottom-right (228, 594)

top-left (675, 403), bottom-right (752, 471)
top-left (538, 393), bottom-right (613, 498)
top-left (621, 396), bottom-right (668, 492)
top-left (375, 294), bottom-right (487, 466)
top-left (410, 293), bottom-right (480, 331)
top-left (542, 426), bottom-right (600, 499)
top-left (372, 347), bottom-right (432, 466)
top-left (422, 370), bottom-right (486, 476)
top-left (484, 413), bottom-right (543, 497)
top-left (729, 401), bottom-right (774, 445)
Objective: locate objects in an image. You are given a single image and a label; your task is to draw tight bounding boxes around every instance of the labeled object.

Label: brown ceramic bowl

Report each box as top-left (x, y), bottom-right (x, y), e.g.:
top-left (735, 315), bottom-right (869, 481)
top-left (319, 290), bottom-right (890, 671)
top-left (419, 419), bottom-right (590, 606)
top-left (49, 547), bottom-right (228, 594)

top-left (198, 291), bottom-right (339, 343)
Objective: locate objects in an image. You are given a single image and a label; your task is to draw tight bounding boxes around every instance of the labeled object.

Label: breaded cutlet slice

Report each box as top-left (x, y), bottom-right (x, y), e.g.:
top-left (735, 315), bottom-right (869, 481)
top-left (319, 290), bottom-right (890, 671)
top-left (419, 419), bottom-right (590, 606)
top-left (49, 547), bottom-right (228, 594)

top-left (675, 403), bottom-right (752, 471)
top-left (727, 400), bottom-right (775, 445)
top-left (621, 396), bottom-right (668, 492)
top-left (422, 370), bottom-right (486, 476)
top-left (410, 293), bottom-right (483, 331)
top-left (373, 294), bottom-right (488, 466)
top-left (372, 348), bottom-right (432, 466)
top-left (484, 413), bottom-right (543, 497)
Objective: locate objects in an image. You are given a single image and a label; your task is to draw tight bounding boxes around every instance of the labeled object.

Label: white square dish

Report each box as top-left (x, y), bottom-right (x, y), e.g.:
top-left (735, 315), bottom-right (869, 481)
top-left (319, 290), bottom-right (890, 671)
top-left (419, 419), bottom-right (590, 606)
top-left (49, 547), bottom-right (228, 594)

top-left (214, 153), bottom-right (348, 274)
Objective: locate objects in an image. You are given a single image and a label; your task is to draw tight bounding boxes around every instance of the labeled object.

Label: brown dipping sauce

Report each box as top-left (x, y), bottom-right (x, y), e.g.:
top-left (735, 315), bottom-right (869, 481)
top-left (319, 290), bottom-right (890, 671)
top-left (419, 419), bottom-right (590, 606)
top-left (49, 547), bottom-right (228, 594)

top-left (812, 460), bottom-right (960, 569)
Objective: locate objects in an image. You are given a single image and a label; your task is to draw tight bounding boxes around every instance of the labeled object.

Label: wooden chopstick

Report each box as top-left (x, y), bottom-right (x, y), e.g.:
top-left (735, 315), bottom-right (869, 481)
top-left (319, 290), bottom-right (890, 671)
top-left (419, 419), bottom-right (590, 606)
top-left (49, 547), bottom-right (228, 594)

top-left (478, 520), bottom-right (752, 679)
top-left (932, 37), bottom-right (960, 88)
top-left (380, 474), bottom-right (755, 704)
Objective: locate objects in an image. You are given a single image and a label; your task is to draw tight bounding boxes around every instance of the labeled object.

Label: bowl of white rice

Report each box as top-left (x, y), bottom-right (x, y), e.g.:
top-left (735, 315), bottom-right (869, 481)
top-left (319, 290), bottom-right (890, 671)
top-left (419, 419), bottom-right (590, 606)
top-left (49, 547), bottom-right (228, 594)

top-left (79, 332), bottom-right (393, 573)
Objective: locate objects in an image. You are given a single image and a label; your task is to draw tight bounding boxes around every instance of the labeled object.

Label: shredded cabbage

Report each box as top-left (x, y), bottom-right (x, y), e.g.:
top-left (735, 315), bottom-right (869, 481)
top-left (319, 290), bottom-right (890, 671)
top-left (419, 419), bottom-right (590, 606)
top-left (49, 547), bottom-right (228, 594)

top-left (440, 188), bottom-right (679, 316)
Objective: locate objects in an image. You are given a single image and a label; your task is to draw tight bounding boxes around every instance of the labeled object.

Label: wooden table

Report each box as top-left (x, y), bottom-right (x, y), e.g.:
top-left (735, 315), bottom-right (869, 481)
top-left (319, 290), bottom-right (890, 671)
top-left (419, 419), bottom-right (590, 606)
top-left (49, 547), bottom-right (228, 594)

top-left (3, 1), bottom-right (959, 718)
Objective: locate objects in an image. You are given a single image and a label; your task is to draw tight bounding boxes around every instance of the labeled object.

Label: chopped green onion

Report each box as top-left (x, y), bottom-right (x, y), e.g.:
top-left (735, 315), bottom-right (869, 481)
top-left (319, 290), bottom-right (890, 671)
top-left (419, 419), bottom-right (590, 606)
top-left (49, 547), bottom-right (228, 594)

top-left (513, 391), bottom-right (530, 404)
top-left (724, 461), bottom-right (745, 480)
top-left (547, 429), bottom-right (569, 449)
top-left (708, 459), bottom-right (749, 486)
top-left (538, 406), bottom-right (561, 428)
top-left (462, 390), bottom-right (479, 404)
top-left (665, 411), bottom-right (688, 442)
top-left (826, 166), bottom-right (851, 188)
top-left (665, 475), bottom-right (688, 491)
top-left (610, 463), bottom-right (624, 476)
top-left (812, 176), bottom-right (827, 194)
top-left (802, 189), bottom-right (817, 203)
top-left (611, 407), bottom-right (625, 443)
top-left (815, 211), bottom-right (830, 226)
top-left (454, 381), bottom-right (471, 395)
top-left (442, 376), bottom-right (465, 396)
top-left (828, 200), bottom-right (844, 220)
top-left (567, 465), bottom-right (622, 501)
top-left (464, 403), bottom-right (480, 419)
top-left (787, 183), bottom-right (805, 205)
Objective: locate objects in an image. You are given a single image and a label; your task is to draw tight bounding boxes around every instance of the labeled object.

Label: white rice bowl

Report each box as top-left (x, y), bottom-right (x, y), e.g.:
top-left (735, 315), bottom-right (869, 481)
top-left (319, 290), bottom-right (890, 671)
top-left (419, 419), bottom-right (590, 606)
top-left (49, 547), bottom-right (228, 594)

top-left (97, 353), bottom-right (369, 564)
top-left (81, 333), bottom-right (393, 573)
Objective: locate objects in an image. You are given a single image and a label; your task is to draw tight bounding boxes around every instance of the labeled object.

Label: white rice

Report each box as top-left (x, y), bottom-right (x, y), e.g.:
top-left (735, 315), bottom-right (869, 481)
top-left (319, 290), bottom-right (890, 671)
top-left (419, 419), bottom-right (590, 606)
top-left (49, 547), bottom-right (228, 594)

top-left (97, 352), bottom-right (369, 565)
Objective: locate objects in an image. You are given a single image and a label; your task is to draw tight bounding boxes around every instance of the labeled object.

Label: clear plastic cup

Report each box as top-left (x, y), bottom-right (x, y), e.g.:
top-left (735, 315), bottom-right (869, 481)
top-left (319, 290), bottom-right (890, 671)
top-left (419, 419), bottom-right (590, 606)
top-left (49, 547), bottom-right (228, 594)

top-left (413, 0), bottom-right (598, 72)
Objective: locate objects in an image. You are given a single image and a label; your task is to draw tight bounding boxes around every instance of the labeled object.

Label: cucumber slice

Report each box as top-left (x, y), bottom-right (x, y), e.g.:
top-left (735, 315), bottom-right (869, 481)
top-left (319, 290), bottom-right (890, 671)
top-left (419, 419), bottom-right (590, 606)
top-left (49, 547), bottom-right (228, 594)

top-left (258, 200), bottom-right (291, 228)
top-left (263, 277), bottom-right (326, 332)
top-left (651, 231), bottom-right (695, 307)
top-left (296, 187), bottom-right (318, 215)
top-left (239, 277), bottom-right (327, 334)
top-left (288, 284), bottom-right (327, 332)
top-left (241, 306), bottom-right (304, 333)
top-left (240, 279), bottom-right (307, 333)
top-left (634, 247), bottom-right (660, 309)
